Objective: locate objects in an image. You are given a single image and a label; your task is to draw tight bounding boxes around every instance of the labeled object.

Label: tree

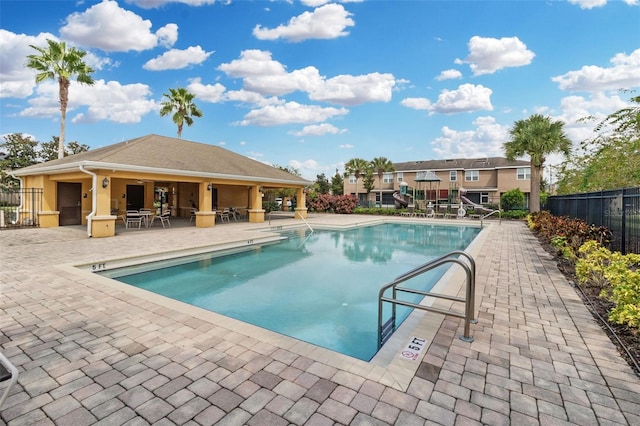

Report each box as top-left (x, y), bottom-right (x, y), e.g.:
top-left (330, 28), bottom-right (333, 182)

top-left (0, 133), bottom-right (39, 189)
top-left (363, 169), bottom-right (375, 201)
top-left (39, 136), bottom-right (90, 162)
top-left (159, 87), bottom-right (203, 139)
top-left (370, 156), bottom-right (394, 207)
top-left (331, 170), bottom-right (344, 195)
top-left (315, 173), bottom-right (331, 194)
top-left (504, 114), bottom-right (572, 212)
top-left (501, 188), bottom-right (525, 211)
top-left (344, 158), bottom-right (369, 204)
top-left (557, 94), bottom-right (640, 193)
top-left (26, 39), bottom-right (95, 159)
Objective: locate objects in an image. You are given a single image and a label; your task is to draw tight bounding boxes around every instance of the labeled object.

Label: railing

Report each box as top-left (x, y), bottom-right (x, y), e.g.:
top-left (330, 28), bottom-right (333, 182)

top-left (480, 210), bottom-right (501, 227)
top-left (0, 188), bottom-right (43, 229)
top-left (295, 210), bottom-right (313, 233)
top-left (377, 250), bottom-right (476, 348)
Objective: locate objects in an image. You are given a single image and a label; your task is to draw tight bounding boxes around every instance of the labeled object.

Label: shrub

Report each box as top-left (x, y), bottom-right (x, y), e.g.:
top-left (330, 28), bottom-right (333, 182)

top-left (501, 210), bottom-right (528, 220)
top-left (527, 211), bottom-right (611, 257)
top-left (576, 241), bottom-right (640, 330)
top-left (501, 188), bottom-right (525, 211)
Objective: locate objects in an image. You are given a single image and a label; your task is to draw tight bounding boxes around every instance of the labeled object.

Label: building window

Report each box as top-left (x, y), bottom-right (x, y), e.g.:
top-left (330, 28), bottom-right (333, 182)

top-left (480, 193), bottom-right (489, 204)
top-left (517, 167), bottom-right (531, 180)
top-left (450, 170), bottom-right (457, 181)
top-left (465, 170), bottom-right (479, 181)
top-left (396, 172), bottom-right (403, 182)
top-left (349, 174), bottom-right (356, 184)
top-left (383, 173), bottom-right (393, 184)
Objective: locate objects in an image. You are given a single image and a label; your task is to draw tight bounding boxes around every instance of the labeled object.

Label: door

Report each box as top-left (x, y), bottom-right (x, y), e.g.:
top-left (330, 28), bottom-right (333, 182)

top-left (58, 182), bottom-right (82, 226)
top-left (126, 185), bottom-right (145, 211)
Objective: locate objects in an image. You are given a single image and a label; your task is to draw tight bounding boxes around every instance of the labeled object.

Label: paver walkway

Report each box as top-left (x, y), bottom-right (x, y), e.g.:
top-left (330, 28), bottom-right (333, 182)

top-left (1, 217), bottom-right (639, 425)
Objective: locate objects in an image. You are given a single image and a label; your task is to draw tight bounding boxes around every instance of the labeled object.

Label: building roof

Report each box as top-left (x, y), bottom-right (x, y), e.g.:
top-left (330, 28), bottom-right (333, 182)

top-left (13, 134), bottom-right (310, 185)
top-left (394, 157), bottom-right (529, 172)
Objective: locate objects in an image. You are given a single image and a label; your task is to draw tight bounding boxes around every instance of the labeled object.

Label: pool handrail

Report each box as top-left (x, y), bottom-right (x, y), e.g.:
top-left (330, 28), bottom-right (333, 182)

top-left (295, 210), bottom-right (314, 233)
top-left (377, 250), bottom-right (476, 348)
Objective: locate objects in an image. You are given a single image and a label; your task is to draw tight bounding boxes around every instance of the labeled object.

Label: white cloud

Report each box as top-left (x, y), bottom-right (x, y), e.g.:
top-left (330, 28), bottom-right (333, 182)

top-left (186, 77), bottom-right (226, 102)
top-left (290, 123), bottom-right (347, 137)
top-left (455, 36), bottom-right (535, 76)
top-left (340, 144), bottom-right (354, 148)
top-left (253, 3), bottom-right (355, 42)
top-left (309, 73), bottom-right (396, 106)
top-left (126, 0), bottom-right (221, 9)
top-left (218, 50), bottom-right (396, 106)
top-left (236, 102), bottom-right (348, 126)
top-left (557, 92), bottom-right (631, 142)
top-left (432, 84), bottom-right (493, 114)
top-left (17, 79), bottom-right (156, 124)
top-left (156, 23), bottom-right (179, 48)
top-left (0, 30), bottom-right (57, 98)
top-left (60, 0), bottom-right (178, 52)
top-left (143, 45), bottom-right (213, 70)
top-left (302, 0), bottom-right (364, 5)
top-left (551, 49), bottom-right (640, 92)
top-left (431, 116), bottom-right (509, 158)
top-left (568, 0), bottom-right (608, 9)
top-left (401, 97), bottom-right (432, 110)
top-left (436, 69), bottom-right (462, 81)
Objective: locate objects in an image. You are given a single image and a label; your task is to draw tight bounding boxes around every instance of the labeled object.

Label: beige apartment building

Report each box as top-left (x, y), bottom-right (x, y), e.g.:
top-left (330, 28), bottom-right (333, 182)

top-left (344, 157), bottom-right (531, 209)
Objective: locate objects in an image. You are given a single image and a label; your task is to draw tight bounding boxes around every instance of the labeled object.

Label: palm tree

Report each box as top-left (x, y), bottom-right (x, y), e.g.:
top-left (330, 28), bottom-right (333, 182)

top-left (159, 87), bottom-right (203, 139)
top-left (504, 114), bottom-right (572, 212)
top-left (26, 39), bottom-right (95, 159)
top-left (370, 156), bottom-right (394, 207)
top-left (344, 157), bottom-right (370, 205)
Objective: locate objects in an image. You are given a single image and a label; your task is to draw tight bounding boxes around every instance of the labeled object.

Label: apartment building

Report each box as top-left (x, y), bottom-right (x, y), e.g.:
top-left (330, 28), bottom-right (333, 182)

top-left (344, 157), bottom-right (531, 209)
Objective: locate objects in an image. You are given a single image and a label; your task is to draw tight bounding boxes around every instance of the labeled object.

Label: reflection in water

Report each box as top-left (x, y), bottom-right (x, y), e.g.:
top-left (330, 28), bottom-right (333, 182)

top-left (108, 223), bottom-right (480, 361)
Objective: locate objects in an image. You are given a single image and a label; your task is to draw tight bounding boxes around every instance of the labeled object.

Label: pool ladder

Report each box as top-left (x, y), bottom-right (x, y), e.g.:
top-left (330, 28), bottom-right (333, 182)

top-left (377, 250), bottom-right (476, 348)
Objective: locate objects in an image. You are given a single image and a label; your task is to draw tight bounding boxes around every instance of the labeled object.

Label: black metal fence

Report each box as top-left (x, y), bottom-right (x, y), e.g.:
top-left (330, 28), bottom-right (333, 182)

top-left (0, 188), bottom-right (43, 229)
top-left (547, 187), bottom-right (640, 254)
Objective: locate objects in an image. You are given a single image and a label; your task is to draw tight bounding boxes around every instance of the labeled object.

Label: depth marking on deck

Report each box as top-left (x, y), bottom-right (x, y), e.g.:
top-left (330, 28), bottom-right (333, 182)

top-left (399, 336), bottom-right (427, 361)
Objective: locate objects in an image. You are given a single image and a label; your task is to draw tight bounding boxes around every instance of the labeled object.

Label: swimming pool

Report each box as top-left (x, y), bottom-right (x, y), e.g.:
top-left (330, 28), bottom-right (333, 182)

top-left (101, 223), bottom-right (480, 360)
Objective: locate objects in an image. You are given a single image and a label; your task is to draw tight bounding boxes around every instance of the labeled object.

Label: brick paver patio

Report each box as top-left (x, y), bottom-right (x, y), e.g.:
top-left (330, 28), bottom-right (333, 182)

top-left (1, 217), bottom-right (639, 425)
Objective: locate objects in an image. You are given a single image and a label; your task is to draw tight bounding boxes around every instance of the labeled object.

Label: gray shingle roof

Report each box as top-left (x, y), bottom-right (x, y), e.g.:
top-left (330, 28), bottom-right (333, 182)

top-left (14, 134), bottom-right (310, 184)
top-left (393, 157), bottom-right (529, 172)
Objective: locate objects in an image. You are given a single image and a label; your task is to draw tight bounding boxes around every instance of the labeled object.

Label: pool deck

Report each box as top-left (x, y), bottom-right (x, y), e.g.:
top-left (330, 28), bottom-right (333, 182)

top-left (1, 215), bottom-right (639, 425)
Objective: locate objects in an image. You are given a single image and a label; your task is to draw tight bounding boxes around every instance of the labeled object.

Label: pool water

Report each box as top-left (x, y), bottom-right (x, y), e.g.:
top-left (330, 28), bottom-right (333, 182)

top-left (102, 223), bottom-right (480, 360)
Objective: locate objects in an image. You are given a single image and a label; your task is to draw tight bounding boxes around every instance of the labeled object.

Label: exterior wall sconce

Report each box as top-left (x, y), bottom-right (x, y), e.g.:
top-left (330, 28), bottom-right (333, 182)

top-left (102, 177), bottom-right (109, 188)
top-left (122, 193), bottom-right (126, 199)
top-left (83, 193), bottom-right (88, 198)
top-left (207, 183), bottom-right (212, 191)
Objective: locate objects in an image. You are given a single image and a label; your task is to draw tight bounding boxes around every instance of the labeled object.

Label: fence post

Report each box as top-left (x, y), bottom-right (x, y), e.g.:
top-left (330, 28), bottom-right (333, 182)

top-left (621, 188), bottom-right (627, 255)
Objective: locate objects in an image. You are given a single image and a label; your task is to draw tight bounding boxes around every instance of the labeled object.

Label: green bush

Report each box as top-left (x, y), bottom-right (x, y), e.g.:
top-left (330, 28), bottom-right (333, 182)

top-left (501, 188), bottom-right (525, 211)
top-left (577, 241), bottom-right (640, 330)
top-left (501, 210), bottom-right (528, 220)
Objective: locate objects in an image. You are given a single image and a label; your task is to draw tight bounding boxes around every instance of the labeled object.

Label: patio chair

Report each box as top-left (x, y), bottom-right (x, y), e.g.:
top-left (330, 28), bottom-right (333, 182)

top-left (0, 352), bottom-right (18, 410)
top-left (189, 208), bottom-right (197, 223)
top-left (158, 210), bottom-right (171, 228)
top-left (218, 208), bottom-right (230, 223)
top-left (125, 210), bottom-right (142, 229)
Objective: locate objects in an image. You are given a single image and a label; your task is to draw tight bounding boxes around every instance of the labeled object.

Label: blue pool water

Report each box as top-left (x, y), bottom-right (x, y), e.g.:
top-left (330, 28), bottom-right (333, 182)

top-left (102, 223), bottom-right (480, 360)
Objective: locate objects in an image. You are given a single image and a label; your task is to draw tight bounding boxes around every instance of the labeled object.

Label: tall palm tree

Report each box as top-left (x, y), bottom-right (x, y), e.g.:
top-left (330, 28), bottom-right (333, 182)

top-left (26, 39), bottom-right (95, 159)
top-left (344, 157), bottom-right (370, 205)
top-left (504, 114), bottom-right (572, 212)
top-left (160, 87), bottom-right (203, 139)
top-left (370, 156), bottom-right (395, 207)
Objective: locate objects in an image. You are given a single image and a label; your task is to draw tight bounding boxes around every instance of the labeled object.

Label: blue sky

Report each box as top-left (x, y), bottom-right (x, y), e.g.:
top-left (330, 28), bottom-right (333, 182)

top-left (1, 0), bottom-right (639, 180)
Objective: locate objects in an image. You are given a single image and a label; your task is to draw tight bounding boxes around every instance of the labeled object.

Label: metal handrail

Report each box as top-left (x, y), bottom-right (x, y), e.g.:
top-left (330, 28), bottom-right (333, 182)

top-left (481, 209), bottom-right (501, 226)
top-left (295, 210), bottom-right (313, 233)
top-left (377, 250), bottom-right (476, 348)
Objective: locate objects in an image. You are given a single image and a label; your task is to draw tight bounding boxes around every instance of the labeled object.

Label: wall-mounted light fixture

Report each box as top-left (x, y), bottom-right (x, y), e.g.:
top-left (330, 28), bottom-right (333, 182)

top-left (102, 177), bottom-right (110, 188)
top-left (258, 186), bottom-right (264, 193)
top-left (83, 193), bottom-right (88, 199)
top-left (207, 183), bottom-right (212, 191)
top-left (122, 193), bottom-right (126, 199)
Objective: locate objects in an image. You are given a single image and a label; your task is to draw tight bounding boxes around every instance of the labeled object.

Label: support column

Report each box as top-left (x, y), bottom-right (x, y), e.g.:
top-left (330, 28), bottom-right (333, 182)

top-left (91, 174), bottom-right (116, 238)
top-left (294, 187), bottom-right (308, 219)
top-left (248, 185), bottom-right (265, 223)
top-left (196, 182), bottom-right (215, 228)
